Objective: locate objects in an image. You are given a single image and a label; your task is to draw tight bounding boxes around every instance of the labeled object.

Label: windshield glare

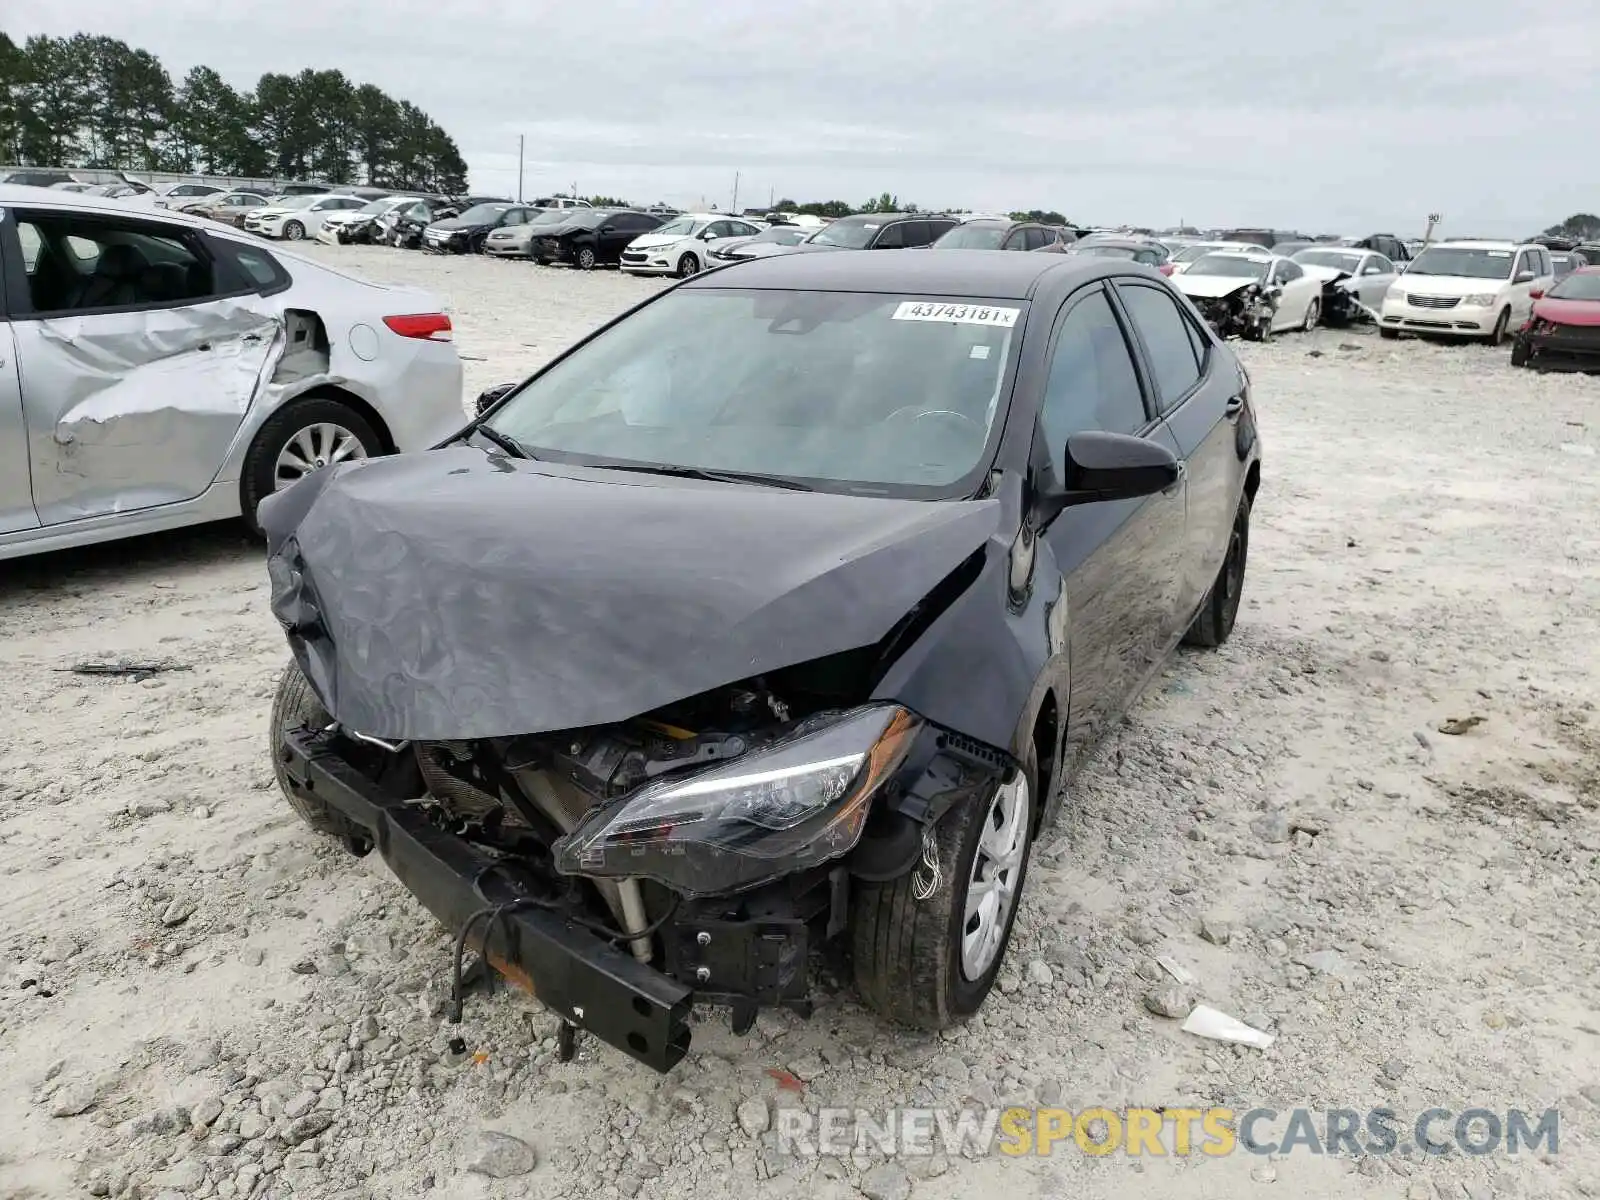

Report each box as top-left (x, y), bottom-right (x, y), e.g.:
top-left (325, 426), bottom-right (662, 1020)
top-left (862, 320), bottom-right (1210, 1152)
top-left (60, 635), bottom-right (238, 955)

top-left (753, 226), bottom-right (810, 244)
top-left (1294, 250), bottom-right (1363, 272)
top-left (276, 195), bottom-right (319, 210)
top-left (652, 217), bottom-right (699, 237)
top-left (1407, 247), bottom-right (1514, 279)
top-left (457, 203), bottom-right (510, 223)
top-left (933, 224), bottom-right (1009, 249)
top-left (809, 220), bottom-right (878, 249)
top-left (1549, 272), bottom-right (1600, 300)
top-left (1188, 255), bottom-right (1268, 279)
top-left (483, 290), bottom-right (1022, 492)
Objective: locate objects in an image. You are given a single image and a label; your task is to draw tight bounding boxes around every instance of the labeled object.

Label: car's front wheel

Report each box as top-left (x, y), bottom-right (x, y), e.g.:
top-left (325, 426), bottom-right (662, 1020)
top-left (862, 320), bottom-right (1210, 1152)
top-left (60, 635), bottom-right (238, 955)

top-left (270, 660), bottom-right (370, 853)
top-left (1301, 297), bottom-right (1320, 332)
top-left (1183, 493), bottom-right (1250, 647)
top-left (1510, 336), bottom-right (1531, 368)
top-left (851, 744), bottom-right (1038, 1030)
top-left (677, 253), bottom-right (701, 278)
top-left (1487, 308), bottom-right (1511, 345)
top-left (283, 220), bottom-right (305, 241)
top-left (240, 395), bottom-right (384, 534)
top-left (575, 244), bottom-right (598, 270)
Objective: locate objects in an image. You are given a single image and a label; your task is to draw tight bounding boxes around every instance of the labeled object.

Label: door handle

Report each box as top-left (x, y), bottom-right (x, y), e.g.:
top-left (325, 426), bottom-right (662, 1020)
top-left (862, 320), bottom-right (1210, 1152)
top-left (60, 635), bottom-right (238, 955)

top-left (1224, 396), bottom-right (1244, 419)
top-left (1163, 462), bottom-right (1187, 495)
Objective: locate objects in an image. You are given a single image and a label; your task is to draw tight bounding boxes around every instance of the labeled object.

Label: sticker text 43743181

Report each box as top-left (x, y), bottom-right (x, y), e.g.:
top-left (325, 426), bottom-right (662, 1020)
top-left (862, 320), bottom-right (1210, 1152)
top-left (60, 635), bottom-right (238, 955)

top-left (892, 301), bottom-right (1020, 327)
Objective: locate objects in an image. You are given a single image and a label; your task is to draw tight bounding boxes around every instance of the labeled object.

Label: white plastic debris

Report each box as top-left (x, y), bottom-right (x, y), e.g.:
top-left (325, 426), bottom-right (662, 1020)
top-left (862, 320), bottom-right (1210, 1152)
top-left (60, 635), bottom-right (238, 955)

top-left (1181, 1005), bottom-right (1275, 1050)
top-left (1155, 955), bottom-right (1195, 985)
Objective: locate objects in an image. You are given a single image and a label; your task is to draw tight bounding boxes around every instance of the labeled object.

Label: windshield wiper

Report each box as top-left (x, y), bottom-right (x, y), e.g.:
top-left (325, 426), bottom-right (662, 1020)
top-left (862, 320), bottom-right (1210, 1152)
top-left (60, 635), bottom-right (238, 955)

top-left (591, 462), bottom-right (813, 491)
top-left (473, 424), bottom-right (534, 459)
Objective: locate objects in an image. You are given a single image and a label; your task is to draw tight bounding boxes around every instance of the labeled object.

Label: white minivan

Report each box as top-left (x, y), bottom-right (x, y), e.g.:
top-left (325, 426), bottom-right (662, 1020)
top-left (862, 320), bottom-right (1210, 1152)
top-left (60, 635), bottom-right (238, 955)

top-left (1379, 240), bottom-right (1555, 343)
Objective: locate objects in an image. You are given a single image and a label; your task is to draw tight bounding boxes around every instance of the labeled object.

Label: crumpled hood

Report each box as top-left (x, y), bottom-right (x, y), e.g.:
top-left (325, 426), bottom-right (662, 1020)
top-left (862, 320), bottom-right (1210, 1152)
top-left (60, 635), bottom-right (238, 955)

top-left (1173, 274), bottom-right (1259, 299)
top-left (1533, 296), bottom-right (1600, 327)
top-left (259, 446), bottom-right (1002, 741)
top-left (1297, 264), bottom-right (1354, 285)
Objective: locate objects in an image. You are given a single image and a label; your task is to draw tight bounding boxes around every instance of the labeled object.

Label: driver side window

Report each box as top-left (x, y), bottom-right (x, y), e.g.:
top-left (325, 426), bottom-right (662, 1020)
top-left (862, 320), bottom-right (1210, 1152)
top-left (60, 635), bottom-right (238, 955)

top-left (1038, 287), bottom-right (1149, 480)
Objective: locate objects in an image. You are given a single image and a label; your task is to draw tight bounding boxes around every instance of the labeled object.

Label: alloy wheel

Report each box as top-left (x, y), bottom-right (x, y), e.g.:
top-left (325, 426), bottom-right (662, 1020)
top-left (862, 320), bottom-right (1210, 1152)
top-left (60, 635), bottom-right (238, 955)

top-left (284, 221), bottom-right (305, 241)
top-left (273, 422), bottom-right (368, 490)
top-left (961, 771), bottom-right (1030, 980)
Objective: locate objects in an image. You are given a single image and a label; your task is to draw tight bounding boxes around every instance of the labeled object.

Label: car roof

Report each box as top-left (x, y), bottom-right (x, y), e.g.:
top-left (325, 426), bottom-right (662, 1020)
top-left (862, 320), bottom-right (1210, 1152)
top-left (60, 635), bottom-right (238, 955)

top-left (1075, 237), bottom-right (1161, 251)
top-left (1196, 250), bottom-right (1276, 263)
top-left (683, 246), bottom-right (1110, 299)
top-left (1434, 239), bottom-right (1526, 250)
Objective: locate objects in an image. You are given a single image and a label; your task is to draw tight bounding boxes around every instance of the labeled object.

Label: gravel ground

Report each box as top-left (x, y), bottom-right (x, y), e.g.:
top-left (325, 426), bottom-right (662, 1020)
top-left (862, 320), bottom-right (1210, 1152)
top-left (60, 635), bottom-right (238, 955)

top-left (3, 245), bottom-right (1599, 1200)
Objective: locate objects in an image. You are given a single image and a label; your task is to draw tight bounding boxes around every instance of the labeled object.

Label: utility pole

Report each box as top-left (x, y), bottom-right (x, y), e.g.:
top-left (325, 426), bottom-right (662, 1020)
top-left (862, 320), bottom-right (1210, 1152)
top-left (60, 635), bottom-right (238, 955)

top-left (516, 135), bottom-right (524, 203)
top-left (731, 170), bottom-right (740, 215)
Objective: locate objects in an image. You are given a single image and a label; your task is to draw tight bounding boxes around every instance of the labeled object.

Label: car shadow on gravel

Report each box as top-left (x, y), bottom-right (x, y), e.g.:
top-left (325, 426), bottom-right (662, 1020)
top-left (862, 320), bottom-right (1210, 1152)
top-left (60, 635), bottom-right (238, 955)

top-left (0, 522), bottom-right (263, 601)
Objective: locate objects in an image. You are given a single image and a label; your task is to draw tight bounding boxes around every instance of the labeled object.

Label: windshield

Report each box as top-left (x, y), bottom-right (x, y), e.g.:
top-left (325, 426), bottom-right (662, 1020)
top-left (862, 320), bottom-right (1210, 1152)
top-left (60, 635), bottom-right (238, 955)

top-left (456, 203), bottom-right (511, 223)
top-left (762, 227), bottom-right (813, 245)
top-left (1294, 250), bottom-right (1363, 272)
top-left (933, 224), bottom-right (1009, 249)
top-left (1406, 247), bottom-right (1514, 279)
top-left (482, 289), bottom-right (1022, 493)
top-left (357, 198), bottom-right (400, 214)
top-left (808, 219), bottom-right (878, 249)
top-left (651, 217), bottom-right (699, 237)
top-left (528, 209), bottom-right (571, 226)
top-left (276, 195), bottom-right (320, 210)
top-left (1548, 272), bottom-right (1600, 300)
top-left (1172, 244), bottom-right (1219, 263)
top-left (1188, 255), bottom-right (1269, 279)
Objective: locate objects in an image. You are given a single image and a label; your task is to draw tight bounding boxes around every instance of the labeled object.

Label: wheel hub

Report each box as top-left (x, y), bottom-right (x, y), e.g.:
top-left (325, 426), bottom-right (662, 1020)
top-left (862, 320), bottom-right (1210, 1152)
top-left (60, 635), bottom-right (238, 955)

top-left (274, 422), bottom-right (368, 491)
top-left (961, 771), bottom-right (1030, 980)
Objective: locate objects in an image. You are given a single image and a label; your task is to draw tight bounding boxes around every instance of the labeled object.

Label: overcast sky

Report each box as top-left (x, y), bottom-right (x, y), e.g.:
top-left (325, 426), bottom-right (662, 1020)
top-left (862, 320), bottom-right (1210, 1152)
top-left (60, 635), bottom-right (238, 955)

top-left (14, 1), bottom-right (1598, 235)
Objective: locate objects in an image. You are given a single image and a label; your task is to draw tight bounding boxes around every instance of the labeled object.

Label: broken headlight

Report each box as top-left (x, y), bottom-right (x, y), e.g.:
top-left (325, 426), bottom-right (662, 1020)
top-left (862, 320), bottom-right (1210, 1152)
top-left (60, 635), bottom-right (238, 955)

top-left (554, 706), bottom-right (921, 898)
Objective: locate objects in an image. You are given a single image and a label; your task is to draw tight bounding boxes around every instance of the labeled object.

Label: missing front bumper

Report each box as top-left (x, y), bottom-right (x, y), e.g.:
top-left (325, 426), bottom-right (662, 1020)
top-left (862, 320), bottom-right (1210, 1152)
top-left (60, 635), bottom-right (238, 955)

top-left (278, 729), bottom-right (694, 1071)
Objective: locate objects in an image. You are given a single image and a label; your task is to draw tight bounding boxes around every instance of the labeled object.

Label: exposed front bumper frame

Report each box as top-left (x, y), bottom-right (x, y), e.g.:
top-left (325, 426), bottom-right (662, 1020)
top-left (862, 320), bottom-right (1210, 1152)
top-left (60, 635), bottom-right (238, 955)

top-left (278, 729), bottom-right (693, 1072)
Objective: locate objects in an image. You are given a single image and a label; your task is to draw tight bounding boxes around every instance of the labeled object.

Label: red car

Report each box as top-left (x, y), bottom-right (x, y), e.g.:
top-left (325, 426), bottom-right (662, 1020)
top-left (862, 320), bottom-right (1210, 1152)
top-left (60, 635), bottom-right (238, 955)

top-left (1512, 266), bottom-right (1600, 371)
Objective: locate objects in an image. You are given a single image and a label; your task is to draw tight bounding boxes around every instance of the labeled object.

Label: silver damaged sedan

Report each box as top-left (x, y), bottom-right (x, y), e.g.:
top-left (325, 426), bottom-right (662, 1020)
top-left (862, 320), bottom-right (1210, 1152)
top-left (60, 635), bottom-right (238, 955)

top-left (0, 185), bottom-right (465, 560)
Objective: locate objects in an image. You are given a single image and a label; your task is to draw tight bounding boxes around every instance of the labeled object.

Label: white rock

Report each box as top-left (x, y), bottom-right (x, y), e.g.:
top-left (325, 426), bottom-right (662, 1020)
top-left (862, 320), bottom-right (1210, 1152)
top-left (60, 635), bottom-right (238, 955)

top-left (461, 1129), bottom-right (537, 1178)
top-left (736, 1096), bottom-right (770, 1136)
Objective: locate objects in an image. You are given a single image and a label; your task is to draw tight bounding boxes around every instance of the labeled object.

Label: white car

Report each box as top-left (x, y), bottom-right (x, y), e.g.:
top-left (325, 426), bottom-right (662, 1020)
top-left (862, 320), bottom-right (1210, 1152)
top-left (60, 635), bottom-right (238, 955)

top-left (0, 185), bottom-right (465, 560)
top-left (1167, 241), bottom-right (1274, 274)
top-left (1173, 252), bottom-right (1324, 338)
top-left (530, 196), bottom-right (592, 209)
top-left (244, 194), bottom-right (368, 241)
top-left (619, 213), bottom-right (765, 277)
top-left (1378, 240), bottom-right (1555, 343)
top-left (314, 195), bottom-right (424, 245)
top-left (1290, 247), bottom-right (1399, 322)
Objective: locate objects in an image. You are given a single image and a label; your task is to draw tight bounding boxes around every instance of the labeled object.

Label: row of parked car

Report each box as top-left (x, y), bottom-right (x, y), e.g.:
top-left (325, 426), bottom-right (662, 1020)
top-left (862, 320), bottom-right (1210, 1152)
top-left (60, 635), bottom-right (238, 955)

top-left (134, 175), bottom-right (1594, 371)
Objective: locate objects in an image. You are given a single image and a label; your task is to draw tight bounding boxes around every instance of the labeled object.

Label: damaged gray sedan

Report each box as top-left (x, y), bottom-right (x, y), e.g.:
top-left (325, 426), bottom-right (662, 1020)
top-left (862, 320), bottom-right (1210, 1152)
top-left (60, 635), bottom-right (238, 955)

top-left (263, 250), bottom-right (1262, 1071)
top-left (0, 187), bottom-right (464, 559)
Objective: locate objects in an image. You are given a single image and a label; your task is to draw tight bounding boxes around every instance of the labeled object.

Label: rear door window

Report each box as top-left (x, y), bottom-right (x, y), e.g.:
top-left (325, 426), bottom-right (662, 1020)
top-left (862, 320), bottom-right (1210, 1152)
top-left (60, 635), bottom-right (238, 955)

top-left (1115, 282), bottom-right (1203, 414)
top-left (11, 211), bottom-right (236, 316)
top-left (1038, 286), bottom-right (1151, 476)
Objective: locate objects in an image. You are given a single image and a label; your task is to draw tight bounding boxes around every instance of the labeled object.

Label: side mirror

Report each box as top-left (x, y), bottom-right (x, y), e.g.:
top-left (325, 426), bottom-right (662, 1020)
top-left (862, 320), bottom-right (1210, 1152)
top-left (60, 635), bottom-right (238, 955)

top-left (601, 225), bottom-right (616, 234)
top-left (1529, 287), bottom-right (1545, 300)
top-left (1042, 431), bottom-right (1180, 518)
top-left (474, 382), bottom-right (517, 417)
top-left (1514, 270), bottom-right (1536, 284)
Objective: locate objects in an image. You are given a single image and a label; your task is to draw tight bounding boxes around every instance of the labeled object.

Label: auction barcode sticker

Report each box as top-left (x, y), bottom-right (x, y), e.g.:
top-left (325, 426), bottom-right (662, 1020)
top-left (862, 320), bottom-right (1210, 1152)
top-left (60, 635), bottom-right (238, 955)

top-left (892, 301), bottom-right (1020, 327)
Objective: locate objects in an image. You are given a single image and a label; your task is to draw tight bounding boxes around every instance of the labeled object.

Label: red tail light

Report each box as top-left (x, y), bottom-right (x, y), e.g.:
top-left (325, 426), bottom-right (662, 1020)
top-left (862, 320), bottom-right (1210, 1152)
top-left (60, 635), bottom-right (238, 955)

top-left (382, 313), bottom-right (453, 341)
top-left (1158, 263), bottom-right (1176, 276)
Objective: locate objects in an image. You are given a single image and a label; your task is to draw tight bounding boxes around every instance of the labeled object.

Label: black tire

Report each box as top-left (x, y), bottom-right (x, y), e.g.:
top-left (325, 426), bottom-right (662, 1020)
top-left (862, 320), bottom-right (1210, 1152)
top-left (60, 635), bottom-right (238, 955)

top-left (269, 660), bottom-right (369, 851)
top-left (283, 220), bottom-right (305, 241)
top-left (1510, 337), bottom-right (1530, 368)
top-left (1302, 297), bottom-right (1320, 332)
top-left (1487, 308), bottom-right (1510, 346)
top-left (851, 743), bottom-right (1039, 1030)
top-left (676, 252), bottom-right (701, 278)
top-left (1183, 493), bottom-right (1251, 648)
top-left (1379, 327), bottom-right (1400, 340)
top-left (240, 396), bottom-right (383, 535)
top-left (574, 243), bottom-right (598, 270)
